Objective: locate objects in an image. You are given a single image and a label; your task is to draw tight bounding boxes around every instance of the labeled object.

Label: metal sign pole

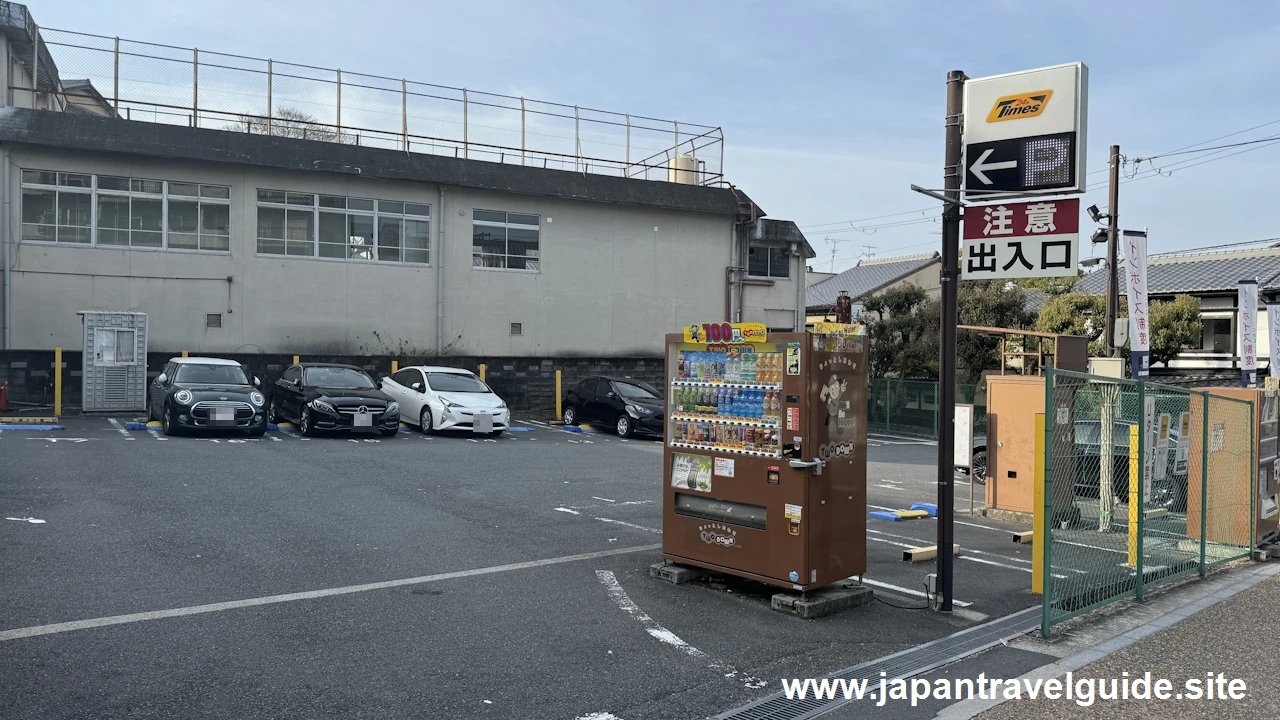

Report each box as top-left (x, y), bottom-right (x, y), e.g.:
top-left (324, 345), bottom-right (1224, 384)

top-left (937, 69), bottom-right (966, 613)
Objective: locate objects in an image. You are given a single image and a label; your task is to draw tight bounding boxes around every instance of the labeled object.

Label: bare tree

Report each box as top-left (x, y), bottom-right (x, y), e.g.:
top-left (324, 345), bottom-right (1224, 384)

top-left (228, 107), bottom-right (345, 142)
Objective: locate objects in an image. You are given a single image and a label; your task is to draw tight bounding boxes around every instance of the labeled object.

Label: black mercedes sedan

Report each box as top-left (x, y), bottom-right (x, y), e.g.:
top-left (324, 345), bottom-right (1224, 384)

top-left (148, 357), bottom-right (268, 436)
top-left (269, 363), bottom-right (399, 437)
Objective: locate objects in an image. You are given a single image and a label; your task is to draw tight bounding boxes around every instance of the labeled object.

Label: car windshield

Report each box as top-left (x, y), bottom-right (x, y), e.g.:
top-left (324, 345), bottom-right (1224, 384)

top-left (304, 367), bottom-right (375, 389)
top-left (614, 381), bottom-right (661, 400)
top-left (426, 372), bottom-right (490, 393)
top-left (174, 364), bottom-right (248, 385)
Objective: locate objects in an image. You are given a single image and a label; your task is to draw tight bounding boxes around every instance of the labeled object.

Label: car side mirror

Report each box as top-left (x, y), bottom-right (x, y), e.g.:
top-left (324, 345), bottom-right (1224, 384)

top-left (607, 391), bottom-right (616, 398)
top-left (294, 378), bottom-right (302, 387)
top-left (411, 382), bottom-right (423, 391)
top-left (253, 377), bottom-right (261, 387)
top-left (156, 373), bottom-right (167, 384)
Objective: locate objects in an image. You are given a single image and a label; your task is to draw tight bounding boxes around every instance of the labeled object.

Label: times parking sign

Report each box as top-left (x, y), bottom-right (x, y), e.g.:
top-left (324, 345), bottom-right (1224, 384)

top-left (961, 63), bottom-right (1087, 197)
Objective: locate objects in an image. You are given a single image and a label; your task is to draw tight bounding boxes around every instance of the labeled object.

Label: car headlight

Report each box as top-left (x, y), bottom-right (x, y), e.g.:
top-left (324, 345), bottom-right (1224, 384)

top-left (441, 398), bottom-right (461, 409)
top-left (386, 402), bottom-right (399, 415)
top-left (310, 399), bottom-right (336, 414)
top-left (249, 391), bottom-right (265, 407)
top-left (174, 390), bottom-right (193, 405)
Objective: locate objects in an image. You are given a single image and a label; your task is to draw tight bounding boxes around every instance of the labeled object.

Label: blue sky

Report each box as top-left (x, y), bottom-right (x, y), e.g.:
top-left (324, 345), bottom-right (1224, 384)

top-left (31, 1), bottom-right (1280, 272)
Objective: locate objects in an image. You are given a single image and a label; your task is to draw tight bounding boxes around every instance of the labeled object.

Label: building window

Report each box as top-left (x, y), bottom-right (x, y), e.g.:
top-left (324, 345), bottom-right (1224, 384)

top-left (510, 322), bottom-right (523, 336)
top-left (472, 209), bottom-right (540, 271)
top-left (748, 245), bottom-right (790, 279)
top-left (257, 190), bottom-right (429, 265)
top-left (1200, 316), bottom-right (1233, 353)
top-left (19, 169), bottom-right (230, 252)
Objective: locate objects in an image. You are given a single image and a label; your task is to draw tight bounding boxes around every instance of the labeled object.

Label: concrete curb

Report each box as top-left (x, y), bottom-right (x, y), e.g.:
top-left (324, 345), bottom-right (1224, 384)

top-left (931, 562), bottom-right (1280, 719)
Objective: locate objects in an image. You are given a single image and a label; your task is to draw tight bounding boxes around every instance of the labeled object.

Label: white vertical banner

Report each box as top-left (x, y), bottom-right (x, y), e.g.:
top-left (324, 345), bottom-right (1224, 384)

top-left (1269, 303), bottom-right (1280, 382)
top-left (1121, 230), bottom-right (1150, 378)
top-left (1143, 395), bottom-right (1156, 504)
top-left (1240, 280), bottom-right (1258, 387)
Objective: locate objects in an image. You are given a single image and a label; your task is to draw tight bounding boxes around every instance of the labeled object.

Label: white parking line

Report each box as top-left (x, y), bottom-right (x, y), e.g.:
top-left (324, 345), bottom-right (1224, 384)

top-left (146, 429), bottom-right (167, 441)
top-left (595, 518), bottom-right (662, 534)
top-left (0, 544), bottom-right (662, 643)
top-left (107, 418), bottom-right (134, 441)
top-left (857, 578), bottom-right (972, 607)
top-left (596, 570), bottom-right (767, 689)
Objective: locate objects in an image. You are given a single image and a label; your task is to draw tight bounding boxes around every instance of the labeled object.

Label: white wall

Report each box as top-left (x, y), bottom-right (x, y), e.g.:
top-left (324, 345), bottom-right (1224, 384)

top-left (4, 146), bottom-right (738, 357)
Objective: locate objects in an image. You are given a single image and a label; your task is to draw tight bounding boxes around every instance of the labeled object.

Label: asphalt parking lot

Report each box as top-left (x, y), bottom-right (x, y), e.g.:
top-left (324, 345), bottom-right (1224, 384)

top-left (1, 418), bottom-right (1039, 719)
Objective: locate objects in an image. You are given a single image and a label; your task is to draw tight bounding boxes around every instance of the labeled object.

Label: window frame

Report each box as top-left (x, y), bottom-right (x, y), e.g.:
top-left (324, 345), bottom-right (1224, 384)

top-left (19, 169), bottom-right (231, 253)
top-left (746, 244), bottom-right (791, 279)
top-left (471, 209), bottom-right (541, 273)
top-left (257, 189), bottom-right (431, 266)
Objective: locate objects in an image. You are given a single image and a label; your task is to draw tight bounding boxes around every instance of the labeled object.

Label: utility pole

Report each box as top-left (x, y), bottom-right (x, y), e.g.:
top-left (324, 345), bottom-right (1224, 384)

top-left (936, 69), bottom-right (965, 613)
top-left (1105, 144), bottom-right (1120, 357)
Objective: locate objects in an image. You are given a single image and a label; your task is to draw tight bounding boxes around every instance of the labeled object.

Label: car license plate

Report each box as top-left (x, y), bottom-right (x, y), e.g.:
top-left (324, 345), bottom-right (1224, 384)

top-left (472, 413), bottom-right (493, 433)
top-left (354, 413), bottom-right (373, 428)
top-left (211, 408), bottom-right (235, 426)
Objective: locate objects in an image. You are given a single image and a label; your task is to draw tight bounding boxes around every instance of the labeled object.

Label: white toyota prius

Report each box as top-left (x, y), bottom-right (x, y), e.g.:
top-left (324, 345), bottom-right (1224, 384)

top-left (380, 365), bottom-right (510, 436)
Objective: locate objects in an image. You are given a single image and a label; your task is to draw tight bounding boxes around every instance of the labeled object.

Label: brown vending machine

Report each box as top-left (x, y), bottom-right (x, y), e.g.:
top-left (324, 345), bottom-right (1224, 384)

top-left (661, 322), bottom-right (868, 592)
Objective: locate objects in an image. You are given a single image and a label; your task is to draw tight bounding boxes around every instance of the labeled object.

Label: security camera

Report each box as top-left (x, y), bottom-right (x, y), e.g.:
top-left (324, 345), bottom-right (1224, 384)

top-left (1090, 228), bottom-right (1109, 244)
top-left (1087, 205), bottom-right (1106, 223)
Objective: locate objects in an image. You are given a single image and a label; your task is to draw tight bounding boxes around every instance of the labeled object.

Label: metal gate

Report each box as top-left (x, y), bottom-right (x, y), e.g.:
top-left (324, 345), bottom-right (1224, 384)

top-left (81, 311), bottom-right (148, 412)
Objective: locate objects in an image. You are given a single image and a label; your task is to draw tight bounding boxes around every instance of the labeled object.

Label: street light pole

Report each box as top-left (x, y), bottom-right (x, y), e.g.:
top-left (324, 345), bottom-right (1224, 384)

top-left (936, 69), bottom-right (966, 613)
top-left (1105, 144), bottom-right (1120, 357)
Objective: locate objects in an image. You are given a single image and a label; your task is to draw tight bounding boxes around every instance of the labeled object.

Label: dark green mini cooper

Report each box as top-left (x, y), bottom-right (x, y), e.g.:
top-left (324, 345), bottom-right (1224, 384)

top-left (148, 357), bottom-right (267, 436)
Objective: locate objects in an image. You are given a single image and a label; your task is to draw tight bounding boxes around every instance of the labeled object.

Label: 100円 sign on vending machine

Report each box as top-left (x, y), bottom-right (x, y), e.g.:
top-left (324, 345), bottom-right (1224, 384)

top-left (661, 324), bottom-right (869, 591)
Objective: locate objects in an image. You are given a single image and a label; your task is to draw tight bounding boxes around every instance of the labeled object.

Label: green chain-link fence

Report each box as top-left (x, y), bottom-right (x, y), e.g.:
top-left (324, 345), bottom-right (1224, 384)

top-left (867, 379), bottom-right (985, 439)
top-left (1041, 369), bottom-right (1256, 637)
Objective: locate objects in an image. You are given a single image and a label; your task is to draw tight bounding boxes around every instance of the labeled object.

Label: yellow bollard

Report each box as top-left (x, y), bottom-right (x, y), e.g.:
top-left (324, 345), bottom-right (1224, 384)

top-left (391, 360), bottom-right (398, 374)
top-left (181, 350), bottom-right (188, 358)
top-left (1128, 424), bottom-right (1140, 567)
top-left (53, 346), bottom-right (62, 419)
top-left (555, 369), bottom-right (562, 421)
top-left (1032, 413), bottom-right (1044, 594)
top-left (293, 355), bottom-right (299, 365)
top-left (479, 363), bottom-right (486, 381)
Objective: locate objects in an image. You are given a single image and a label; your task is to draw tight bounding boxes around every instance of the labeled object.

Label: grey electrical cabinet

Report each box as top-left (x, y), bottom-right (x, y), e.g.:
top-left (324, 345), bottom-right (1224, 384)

top-left (81, 311), bottom-right (148, 412)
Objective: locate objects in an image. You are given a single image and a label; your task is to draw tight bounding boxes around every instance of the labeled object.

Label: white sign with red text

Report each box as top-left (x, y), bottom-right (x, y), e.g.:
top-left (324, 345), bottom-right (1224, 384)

top-left (962, 198), bottom-right (1079, 280)
top-left (1240, 280), bottom-right (1258, 387)
top-left (1122, 230), bottom-right (1150, 379)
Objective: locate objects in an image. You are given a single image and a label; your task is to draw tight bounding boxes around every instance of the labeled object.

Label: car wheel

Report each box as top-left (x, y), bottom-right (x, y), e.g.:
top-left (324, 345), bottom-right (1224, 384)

top-left (616, 415), bottom-right (634, 438)
top-left (381, 427), bottom-right (398, 437)
top-left (300, 407), bottom-right (317, 437)
top-left (420, 407), bottom-right (436, 435)
top-left (161, 403), bottom-right (179, 437)
top-left (971, 449), bottom-right (987, 485)
top-left (563, 405), bottom-right (577, 426)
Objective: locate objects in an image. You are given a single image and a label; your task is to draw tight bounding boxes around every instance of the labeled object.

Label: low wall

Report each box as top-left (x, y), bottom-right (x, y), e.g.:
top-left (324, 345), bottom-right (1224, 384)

top-left (0, 351), bottom-right (665, 415)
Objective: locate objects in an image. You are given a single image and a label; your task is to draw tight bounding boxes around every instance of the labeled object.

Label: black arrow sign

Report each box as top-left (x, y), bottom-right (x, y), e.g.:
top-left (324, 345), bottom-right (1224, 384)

top-left (964, 131), bottom-right (1076, 196)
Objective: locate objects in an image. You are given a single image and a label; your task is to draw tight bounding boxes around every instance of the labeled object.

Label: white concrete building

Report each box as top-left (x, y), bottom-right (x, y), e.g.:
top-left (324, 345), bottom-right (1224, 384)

top-left (0, 2), bottom-right (813, 359)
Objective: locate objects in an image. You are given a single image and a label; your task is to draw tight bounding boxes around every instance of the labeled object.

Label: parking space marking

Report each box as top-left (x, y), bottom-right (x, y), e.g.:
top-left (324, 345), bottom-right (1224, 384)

top-left (592, 497), bottom-right (616, 503)
top-left (595, 517), bottom-right (661, 534)
top-left (0, 543), bottom-right (662, 643)
top-left (596, 570), bottom-right (767, 690)
top-left (858, 578), bottom-right (973, 607)
top-left (867, 535), bottom-right (1064, 577)
top-left (107, 418), bottom-right (134, 441)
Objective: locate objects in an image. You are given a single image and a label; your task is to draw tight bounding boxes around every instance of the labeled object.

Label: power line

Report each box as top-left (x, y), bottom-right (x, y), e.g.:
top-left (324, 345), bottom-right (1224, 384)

top-left (1135, 134), bottom-right (1280, 162)
top-left (799, 206), bottom-right (939, 230)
